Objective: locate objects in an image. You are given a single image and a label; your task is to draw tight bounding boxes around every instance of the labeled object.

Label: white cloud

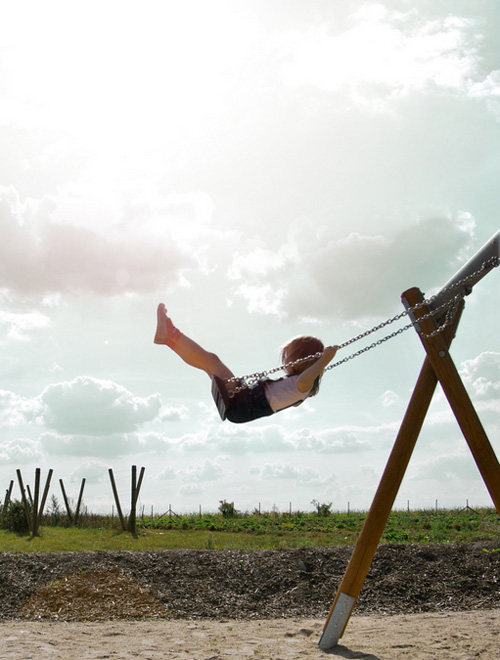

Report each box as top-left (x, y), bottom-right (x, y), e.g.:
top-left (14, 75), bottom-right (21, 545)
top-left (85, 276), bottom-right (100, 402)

top-left (280, 8), bottom-right (480, 110)
top-left (469, 70), bottom-right (500, 99)
top-left (157, 466), bottom-right (177, 481)
top-left (290, 426), bottom-right (382, 454)
top-left (69, 460), bottom-right (109, 484)
top-left (179, 459), bottom-right (225, 483)
top-left (166, 421), bottom-right (388, 456)
top-left (260, 463), bottom-right (303, 480)
top-left (456, 352), bottom-right (500, 431)
top-left (158, 405), bottom-right (189, 423)
top-left (380, 390), bottom-right (399, 407)
top-left (179, 484), bottom-right (204, 497)
top-left (468, 70), bottom-right (500, 116)
top-left (258, 462), bottom-right (323, 486)
top-left (179, 431), bottom-right (213, 452)
top-left (0, 438), bottom-right (42, 463)
top-left (460, 352), bottom-right (500, 399)
top-left (0, 390), bottom-right (39, 427)
top-left (39, 376), bottom-right (162, 435)
top-left (0, 185), bottom-right (196, 299)
top-left (410, 451), bottom-right (482, 483)
top-left (136, 432), bottom-right (177, 452)
top-left (36, 429), bottom-right (178, 460)
top-left (425, 408), bottom-right (456, 427)
top-left (39, 431), bottom-right (142, 458)
top-left (228, 243), bottom-right (298, 280)
top-left (212, 425), bottom-right (296, 455)
top-left (0, 309), bottom-right (50, 342)
top-left (228, 216), bottom-right (476, 321)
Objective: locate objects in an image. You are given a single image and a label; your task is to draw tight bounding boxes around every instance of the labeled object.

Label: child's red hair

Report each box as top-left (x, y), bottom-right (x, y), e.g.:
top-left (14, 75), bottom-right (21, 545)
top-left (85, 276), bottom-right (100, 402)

top-left (280, 335), bottom-right (324, 396)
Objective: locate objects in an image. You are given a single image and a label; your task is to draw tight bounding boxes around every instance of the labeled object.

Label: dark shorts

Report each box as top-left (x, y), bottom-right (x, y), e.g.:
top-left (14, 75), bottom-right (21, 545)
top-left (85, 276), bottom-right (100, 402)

top-left (212, 377), bottom-right (274, 423)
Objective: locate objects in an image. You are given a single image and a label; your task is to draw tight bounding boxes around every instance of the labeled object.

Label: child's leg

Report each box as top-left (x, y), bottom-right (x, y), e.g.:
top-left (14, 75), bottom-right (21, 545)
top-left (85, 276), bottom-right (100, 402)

top-left (154, 304), bottom-right (235, 381)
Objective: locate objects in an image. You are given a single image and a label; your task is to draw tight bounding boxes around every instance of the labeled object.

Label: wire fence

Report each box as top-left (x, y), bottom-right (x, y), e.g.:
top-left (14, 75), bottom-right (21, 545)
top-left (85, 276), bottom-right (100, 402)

top-left (2, 466), bottom-right (498, 526)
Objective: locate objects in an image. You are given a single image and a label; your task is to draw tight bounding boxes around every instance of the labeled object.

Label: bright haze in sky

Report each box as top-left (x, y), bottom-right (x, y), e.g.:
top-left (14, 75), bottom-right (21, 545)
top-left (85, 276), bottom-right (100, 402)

top-left (1, 0), bottom-right (499, 515)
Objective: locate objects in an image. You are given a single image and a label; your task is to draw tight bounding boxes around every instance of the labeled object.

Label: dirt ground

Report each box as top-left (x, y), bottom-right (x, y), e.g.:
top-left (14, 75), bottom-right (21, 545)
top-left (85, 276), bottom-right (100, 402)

top-left (1, 610), bottom-right (499, 659)
top-left (0, 542), bottom-right (499, 658)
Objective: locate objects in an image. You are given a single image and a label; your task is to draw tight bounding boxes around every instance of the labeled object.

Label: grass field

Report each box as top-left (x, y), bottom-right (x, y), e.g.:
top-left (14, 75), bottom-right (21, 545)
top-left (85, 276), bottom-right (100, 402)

top-left (1, 507), bottom-right (499, 553)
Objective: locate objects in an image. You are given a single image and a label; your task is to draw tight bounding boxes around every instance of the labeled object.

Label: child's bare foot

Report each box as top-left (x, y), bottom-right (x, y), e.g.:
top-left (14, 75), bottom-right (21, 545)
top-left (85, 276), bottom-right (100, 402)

top-left (154, 303), bottom-right (176, 344)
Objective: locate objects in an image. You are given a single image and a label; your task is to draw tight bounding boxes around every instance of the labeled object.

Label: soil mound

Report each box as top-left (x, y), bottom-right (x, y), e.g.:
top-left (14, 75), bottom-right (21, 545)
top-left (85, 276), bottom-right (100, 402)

top-left (1, 542), bottom-right (499, 622)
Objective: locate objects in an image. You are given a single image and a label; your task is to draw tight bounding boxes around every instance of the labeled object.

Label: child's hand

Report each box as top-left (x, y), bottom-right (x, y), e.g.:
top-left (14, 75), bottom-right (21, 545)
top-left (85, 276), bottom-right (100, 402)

top-left (323, 345), bottom-right (339, 362)
top-left (296, 344), bottom-right (339, 393)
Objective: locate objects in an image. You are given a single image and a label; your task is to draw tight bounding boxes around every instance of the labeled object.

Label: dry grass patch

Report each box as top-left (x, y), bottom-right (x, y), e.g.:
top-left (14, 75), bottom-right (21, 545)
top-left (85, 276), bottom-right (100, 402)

top-left (19, 571), bottom-right (168, 621)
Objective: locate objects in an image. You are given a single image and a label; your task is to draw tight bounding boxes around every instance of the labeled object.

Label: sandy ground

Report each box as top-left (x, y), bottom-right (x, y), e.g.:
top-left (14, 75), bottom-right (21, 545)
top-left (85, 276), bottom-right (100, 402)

top-left (1, 610), bottom-right (498, 660)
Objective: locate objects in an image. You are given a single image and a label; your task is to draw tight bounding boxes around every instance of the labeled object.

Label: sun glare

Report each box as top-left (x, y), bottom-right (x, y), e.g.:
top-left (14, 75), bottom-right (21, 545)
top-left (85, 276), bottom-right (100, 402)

top-left (2, 3), bottom-right (258, 153)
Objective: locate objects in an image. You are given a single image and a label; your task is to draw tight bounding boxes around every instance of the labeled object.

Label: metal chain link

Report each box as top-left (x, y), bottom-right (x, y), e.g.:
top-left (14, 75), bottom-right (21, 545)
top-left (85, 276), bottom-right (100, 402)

top-left (419, 296), bottom-right (460, 339)
top-left (324, 293), bottom-right (464, 372)
top-left (226, 255), bottom-right (498, 394)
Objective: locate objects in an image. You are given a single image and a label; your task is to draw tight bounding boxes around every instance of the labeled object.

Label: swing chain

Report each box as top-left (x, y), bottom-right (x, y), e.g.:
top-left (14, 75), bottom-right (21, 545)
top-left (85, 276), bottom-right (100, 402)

top-left (419, 295), bottom-right (460, 339)
top-left (324, 292), bottom-right (464, 371)
top-left (226, 254), bottom-right (498, 394)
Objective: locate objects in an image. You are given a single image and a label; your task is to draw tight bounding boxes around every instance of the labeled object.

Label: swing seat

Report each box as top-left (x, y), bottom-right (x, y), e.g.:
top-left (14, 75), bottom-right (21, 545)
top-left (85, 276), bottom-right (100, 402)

top-left (212, 375), bottom-right (230, 420)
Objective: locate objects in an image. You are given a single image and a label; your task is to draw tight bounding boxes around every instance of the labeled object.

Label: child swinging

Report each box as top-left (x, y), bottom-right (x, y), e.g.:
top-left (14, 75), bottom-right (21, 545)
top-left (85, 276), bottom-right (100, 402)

top-left (154, 303), bottom-right (338, 423)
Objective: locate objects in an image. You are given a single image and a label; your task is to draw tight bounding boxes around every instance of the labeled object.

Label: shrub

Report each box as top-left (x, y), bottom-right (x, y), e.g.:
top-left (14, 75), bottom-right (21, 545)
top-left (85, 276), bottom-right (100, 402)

top-left (311, 499), bottom-right (332, 517)
top-left (218, 500), bottom-right (237, 518)
top-left (1, 499), bottom-right (31, 534)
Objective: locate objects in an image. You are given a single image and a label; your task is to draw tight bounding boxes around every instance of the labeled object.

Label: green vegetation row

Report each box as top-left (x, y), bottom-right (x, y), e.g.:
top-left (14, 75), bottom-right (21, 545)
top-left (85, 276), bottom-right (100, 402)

top-left (1, 496), bottom-right (499, 553)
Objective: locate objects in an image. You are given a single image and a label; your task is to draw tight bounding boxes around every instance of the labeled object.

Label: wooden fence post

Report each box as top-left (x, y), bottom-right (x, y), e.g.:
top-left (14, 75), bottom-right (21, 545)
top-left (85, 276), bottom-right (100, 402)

top-left (130, 466), bottom-right (137, 535)
top-left (108, 468), bottom-right (127, 531)
top-left (16, 468), bottom-right (53, 536)
top-left (2, 480), bottom-right (14, 514)
top-left (35, 468), bottom-right (53, 536)
top-left (74, 478), bottom-right (85, 525)
top-left (16, 469), bottom-right (33, 534)
top-left (108, 466), bottom-right (145, 534)
top-left (60, 479), bottom-right (74, 524)
top-left (129, 466), bottom-right (145, 536)
top-left (32, 468), bottom-right (40, 536)
top-left (60, 478), bottom-right (86, 525)
top-left (26, 484), bottom-right (33, 506)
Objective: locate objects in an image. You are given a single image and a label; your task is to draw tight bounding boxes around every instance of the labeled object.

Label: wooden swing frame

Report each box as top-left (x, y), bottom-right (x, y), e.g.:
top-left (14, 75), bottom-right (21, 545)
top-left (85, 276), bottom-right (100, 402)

top-left (319, 230), bottom-right (500, 651)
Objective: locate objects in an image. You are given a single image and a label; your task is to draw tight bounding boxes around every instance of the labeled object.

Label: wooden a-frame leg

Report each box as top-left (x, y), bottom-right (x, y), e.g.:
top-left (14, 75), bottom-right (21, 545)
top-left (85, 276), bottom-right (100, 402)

top-left (404, 287), bottom-right (500, 514)
top-left (318, 302), bottom-right (464, 651)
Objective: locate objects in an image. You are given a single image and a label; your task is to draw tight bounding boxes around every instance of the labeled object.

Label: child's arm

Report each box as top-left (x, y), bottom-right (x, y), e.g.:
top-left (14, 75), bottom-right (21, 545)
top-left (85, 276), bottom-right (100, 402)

top-left (296, 345), bottom-right (338, 393)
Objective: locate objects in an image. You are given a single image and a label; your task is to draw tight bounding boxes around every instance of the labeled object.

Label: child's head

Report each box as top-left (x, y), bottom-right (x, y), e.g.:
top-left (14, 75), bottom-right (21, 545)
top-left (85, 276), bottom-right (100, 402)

top-left (281, 335), bottom-right (324, 396)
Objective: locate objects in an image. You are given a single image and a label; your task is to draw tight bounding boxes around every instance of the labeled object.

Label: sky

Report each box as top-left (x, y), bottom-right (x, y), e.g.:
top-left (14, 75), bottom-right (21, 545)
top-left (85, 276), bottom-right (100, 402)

top-left (1, 0), bottom-right (499, 518)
